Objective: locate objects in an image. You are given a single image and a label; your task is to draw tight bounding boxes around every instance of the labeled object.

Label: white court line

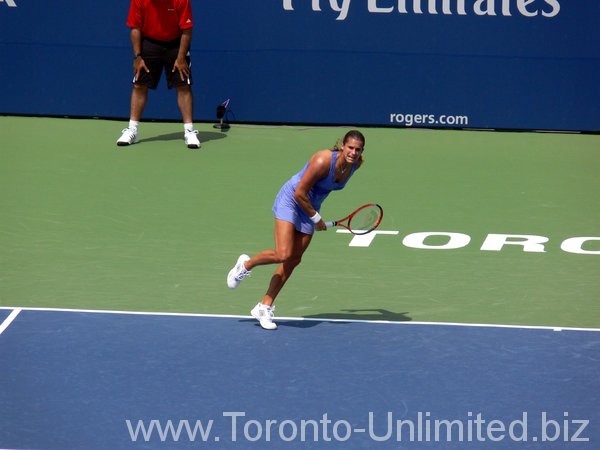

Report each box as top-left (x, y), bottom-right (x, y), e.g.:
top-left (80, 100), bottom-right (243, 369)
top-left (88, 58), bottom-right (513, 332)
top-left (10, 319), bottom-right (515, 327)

top-left (0, 308), bottom-right (22, 335)
top-left (0, 306), bottom-right (599, 333)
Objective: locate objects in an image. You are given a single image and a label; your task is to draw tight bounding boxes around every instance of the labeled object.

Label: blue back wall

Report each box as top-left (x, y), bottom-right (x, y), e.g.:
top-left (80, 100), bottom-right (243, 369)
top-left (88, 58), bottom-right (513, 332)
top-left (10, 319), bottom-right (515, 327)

top-left (0, 0), bottom-right (598, 131)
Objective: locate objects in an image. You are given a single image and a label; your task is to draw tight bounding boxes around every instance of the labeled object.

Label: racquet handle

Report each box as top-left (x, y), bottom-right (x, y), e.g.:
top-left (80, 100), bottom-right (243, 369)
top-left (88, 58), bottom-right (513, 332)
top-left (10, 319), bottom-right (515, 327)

top-left (325, 221), bottom-right (336, 228)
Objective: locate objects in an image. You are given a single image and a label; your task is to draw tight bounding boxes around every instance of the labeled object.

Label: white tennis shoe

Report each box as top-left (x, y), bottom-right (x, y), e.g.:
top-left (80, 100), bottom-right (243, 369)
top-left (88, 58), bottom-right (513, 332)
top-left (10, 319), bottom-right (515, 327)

top-left (251, 303), bottom-right (278, 330)
top-left (184, 129), bottom-right (201, 149)
top-left (227, 254), bottom-right (251, 289)
top-left (117, 127), bottom-right (138, 146)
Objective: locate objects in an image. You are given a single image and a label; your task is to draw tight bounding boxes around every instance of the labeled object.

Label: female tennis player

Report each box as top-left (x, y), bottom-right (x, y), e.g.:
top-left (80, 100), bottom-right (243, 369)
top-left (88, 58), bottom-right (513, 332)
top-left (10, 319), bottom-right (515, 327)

top-left (226, 130), bottom-right (366, 330)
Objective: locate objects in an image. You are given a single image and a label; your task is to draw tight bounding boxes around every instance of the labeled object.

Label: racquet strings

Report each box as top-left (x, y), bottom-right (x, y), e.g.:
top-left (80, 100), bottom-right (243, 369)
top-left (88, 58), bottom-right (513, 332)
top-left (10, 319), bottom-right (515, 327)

top-left (348, 205), bottom-right (381, 233)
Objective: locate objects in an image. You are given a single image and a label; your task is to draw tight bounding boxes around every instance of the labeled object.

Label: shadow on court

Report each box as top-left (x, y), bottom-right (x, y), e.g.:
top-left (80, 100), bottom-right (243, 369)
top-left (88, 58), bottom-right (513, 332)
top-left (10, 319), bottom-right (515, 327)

top-left (140, 130), bottom-right (227, 144)
top-left (237, 319), bottom-right (327, 329)
top-left (306, 309), bottom-right (412, 322)
top-left (238, 309), bottom-right (412, 329)
top-left (239, 318), bottom-right (355, 329)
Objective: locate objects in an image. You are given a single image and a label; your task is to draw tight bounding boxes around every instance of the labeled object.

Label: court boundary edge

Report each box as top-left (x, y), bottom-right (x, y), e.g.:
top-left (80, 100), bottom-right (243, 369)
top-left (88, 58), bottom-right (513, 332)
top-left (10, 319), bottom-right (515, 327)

top-left (0, 308), bottom-right (22, 335)
top-left (1, 306), bottom-right (598, 333)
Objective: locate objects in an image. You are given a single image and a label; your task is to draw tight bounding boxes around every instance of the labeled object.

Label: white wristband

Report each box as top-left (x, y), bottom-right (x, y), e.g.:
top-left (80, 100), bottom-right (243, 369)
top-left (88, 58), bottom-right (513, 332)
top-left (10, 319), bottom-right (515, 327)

top-left (309, 212), bottom-right (322, 224)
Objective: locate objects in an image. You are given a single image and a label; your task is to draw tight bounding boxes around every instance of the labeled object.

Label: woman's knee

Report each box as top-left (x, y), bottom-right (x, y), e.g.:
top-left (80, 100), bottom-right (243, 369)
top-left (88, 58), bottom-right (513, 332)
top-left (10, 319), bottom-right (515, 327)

top-left (274, 248), bottom-right (292, 264)
top-left (274, 249), bottom-right (303, 266)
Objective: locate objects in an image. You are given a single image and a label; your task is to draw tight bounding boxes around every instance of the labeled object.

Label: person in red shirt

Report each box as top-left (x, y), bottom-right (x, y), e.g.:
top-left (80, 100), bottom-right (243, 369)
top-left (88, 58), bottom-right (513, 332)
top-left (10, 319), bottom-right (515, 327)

top-left (117, 0), bottom-right (200, 149)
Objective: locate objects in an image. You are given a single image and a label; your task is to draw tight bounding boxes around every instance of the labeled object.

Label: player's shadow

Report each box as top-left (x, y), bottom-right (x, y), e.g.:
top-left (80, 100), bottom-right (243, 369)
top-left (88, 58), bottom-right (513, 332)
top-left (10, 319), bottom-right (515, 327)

top-left (238, 319), bottom-right (327, 329)
top-left (140, 131), bottom-right (227, 144)
top-left (279, 309), bottom-right (412, 329)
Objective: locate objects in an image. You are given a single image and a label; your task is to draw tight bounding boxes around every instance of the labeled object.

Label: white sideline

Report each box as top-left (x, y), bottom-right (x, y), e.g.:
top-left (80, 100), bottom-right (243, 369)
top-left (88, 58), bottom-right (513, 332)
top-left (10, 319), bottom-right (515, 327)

top-left (0, 306), bottom-right (599, 333)
top-left (0, 308), bottom-right (22, 335)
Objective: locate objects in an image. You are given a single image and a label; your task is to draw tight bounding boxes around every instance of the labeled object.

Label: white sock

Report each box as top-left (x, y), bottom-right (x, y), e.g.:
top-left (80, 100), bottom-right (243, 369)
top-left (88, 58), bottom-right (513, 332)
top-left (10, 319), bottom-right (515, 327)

top-left (129, 120), bottom-right (139, 130)
top-left (184, 122), bottom-right (194, 133)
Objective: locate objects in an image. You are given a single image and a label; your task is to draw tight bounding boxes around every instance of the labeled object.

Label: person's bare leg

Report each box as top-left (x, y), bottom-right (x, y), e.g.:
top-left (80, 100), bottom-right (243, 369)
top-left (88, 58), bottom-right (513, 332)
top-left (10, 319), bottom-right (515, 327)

top-left (176, 85), bottom-right (193, 123)
top-left (245, 220), bottom-right (297, 270)
top-left (130, 84), bottom-right (148, 121)
top-left (260, 230), bottom-right (312, 307)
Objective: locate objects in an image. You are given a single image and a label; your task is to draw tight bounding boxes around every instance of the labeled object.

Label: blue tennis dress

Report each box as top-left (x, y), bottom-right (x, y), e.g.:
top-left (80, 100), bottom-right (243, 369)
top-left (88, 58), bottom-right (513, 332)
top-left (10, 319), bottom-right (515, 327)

top-left (273, 151), bottom-right (357, 235)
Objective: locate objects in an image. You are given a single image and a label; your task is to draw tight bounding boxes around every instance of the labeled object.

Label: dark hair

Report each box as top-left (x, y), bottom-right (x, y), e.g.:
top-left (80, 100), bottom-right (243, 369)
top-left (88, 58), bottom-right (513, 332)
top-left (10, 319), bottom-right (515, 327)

top-left (343, 130), bottom-right (365, 146)
top-left (333, 130), bottom-right (365, 165)
top-left (333, 129), bottom-right (366, 151)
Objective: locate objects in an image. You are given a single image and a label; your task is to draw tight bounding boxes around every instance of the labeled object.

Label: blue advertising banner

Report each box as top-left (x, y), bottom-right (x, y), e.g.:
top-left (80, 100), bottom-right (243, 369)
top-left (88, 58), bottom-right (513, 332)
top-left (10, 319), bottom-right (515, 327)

top-left (0, 0), bottom-right (598, 131)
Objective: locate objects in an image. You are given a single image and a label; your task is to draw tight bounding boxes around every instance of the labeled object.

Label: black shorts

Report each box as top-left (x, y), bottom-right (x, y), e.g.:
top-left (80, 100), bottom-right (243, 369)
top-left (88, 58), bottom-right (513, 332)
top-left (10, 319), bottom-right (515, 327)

top-left (134, 36), bottom-right (192, 90)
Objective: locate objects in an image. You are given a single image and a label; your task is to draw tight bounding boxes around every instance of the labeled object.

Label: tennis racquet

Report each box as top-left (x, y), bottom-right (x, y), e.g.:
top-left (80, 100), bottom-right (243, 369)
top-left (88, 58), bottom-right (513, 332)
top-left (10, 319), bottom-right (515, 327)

top-left (325, 203), bottom-right (383, 235)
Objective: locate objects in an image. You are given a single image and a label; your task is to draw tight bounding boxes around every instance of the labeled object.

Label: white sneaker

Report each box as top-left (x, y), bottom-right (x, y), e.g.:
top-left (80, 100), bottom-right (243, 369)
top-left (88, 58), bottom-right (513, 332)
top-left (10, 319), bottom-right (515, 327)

top-left (185, 129), bottom-right (201, 149)
top-left (251, 303), bottom-right (278, 330)
top-left (227, 254), bottom-right (251, 289)
top-left (117, 127), bottom-right (138, 146)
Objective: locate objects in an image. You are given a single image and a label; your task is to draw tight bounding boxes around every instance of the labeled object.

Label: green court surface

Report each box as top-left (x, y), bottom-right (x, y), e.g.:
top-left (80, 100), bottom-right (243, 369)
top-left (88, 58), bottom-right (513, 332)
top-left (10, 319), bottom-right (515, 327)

top-left (1, 116), bottom-right (599, 328)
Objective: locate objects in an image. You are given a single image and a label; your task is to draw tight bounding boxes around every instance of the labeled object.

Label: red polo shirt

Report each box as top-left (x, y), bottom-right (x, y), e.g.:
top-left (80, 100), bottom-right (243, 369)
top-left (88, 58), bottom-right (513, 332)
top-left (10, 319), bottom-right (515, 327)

top-left (127, 0), bottom-right (193, 42)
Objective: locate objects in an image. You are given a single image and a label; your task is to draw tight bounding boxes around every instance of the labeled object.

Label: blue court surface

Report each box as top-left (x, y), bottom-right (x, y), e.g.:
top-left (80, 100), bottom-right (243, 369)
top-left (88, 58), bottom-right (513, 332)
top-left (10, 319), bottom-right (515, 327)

top-left (1, 308), bottom-right (599, 449)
